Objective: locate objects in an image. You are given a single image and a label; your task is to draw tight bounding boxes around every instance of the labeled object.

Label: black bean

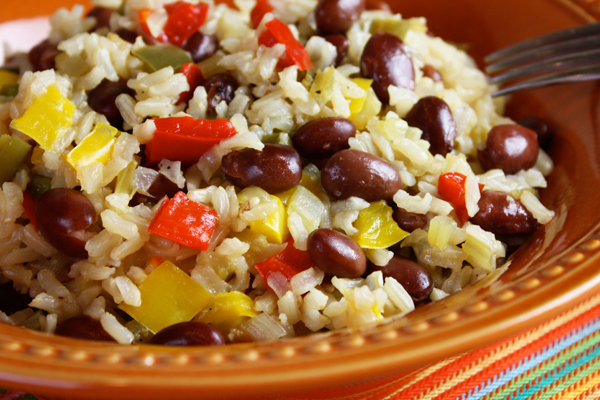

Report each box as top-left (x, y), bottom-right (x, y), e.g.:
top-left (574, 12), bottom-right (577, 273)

top-left (0, 282), bottom-right (31, 315)
top-left (203, 73), bottom-right (238, 116)
top-left (315, 0), bottom-right (366, 35)
top-left (222, 144), bottom-right (302, 193)
top-left (86, 7), bottom-right (114, 30)
top-left (307, 228), bottom-right (366, 278)
top-left (405, 96), bottom-right (457, 156)
top-left (183, 31), bottom-right (218, 63)
top-left (471, 191), bottom-right (539, 235)
top-left (367, 255), bottom-right (433, 305)
top-left (88, 79), bottom-right (136, 130)
top-left (517, 116), bottom-right (553, 149)
top-left (149, 321), bottom-right (225, 346)
top-left (478, 124), bottom-right (539, 174)
top-left (28, 40), bottom-right (60, 72)
top-left (55, 315), bottom-right (116, 342)
top-left (360, 32), bottom-right (414, 104)
top-left (35, 188), bottom-right (97, 259)
top-left (392, 207), bottom-right (428, 232)
top-left (130, 173), bottom-right (181, 206)
top-left (365, 0), bottom-right (391, 12)
top-left (321, 149), bottom-right (402, 202)
top-left (292, 117), bottom-right (356, 159)
top-left (422, 64), bottom-right (442, 82)
top-left (322, 34), bottom-right (349, 65)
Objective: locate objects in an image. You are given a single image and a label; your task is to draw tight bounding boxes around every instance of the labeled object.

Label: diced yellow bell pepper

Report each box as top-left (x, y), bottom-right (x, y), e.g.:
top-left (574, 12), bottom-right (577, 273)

top-left (349, 85), bottom-right (381, 130)
top-left (0, 134), bottom-right (31, 184)
top-left (0, 70), bottom-right (19, 87)
top-left (348, 78), bottom-right (372, 115)
top-left (10, 85), bottom-right (75, 151)
top-left (119, 261), bottom-right (213, 333)
top-left (66, 123), bottom-right (119, 170)
top-left (352, 200), bottom-right (409, 249)
top-left (196, 291), bottom-right (258, 333)
top-left (251, 195), bottom-right (289, 244)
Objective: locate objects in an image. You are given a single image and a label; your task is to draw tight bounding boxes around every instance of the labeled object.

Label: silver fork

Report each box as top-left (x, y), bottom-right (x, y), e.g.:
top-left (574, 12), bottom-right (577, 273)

top-left (485, 21), bottom-right (600, 97)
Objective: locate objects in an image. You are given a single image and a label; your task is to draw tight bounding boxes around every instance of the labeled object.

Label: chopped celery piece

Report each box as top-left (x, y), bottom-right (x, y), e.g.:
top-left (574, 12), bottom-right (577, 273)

top-left (66, 123), bottom-right (119, 170)
top-left (119, 261), bottom-right (213, 333)
top-left (310, 67), bottom-right (335, 106)
top-left (196, 291), bottom-right (258, 333)
top-left (287, 185), bottom-right (324, 233)
top-left (114, 160), bottom-right (138, 199)
top-left (198, 52), bottom-right (226, 78)
top-left (132, 45), bottom-right (192, 73)
top-left (27, 174), bottom-right (53, 199)
top-left (427, 215), bottom-right (456, 250)
top-left (353, 200), bottom-right (409, 249)
top-left (369, 17), bottom-right (427, 40)
top-left (462, 224), bottom-right (505, 272)
top-left (0, 134), bottom-right (32, 184)
top-left (10, 85), bottom-right (76, 151)
top-left (0, 83), bottom-right (19, 102)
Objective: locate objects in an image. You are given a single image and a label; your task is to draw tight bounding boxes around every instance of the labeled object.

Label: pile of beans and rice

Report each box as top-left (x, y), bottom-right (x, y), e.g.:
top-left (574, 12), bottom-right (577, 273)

top-left (0, 0), bottom-right (555, 346)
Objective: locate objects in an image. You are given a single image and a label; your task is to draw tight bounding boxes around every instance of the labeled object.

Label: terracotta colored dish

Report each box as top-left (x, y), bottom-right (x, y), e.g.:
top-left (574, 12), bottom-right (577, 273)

top-left (1, 0), bottom-right (600, 399)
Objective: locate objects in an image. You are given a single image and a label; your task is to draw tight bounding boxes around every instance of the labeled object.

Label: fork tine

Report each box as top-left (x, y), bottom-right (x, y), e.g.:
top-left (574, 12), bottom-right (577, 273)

top-left (491, 65), bottom-right (600, 97)
top-left (488, 48), bottom-right (600, 84)
top-left (485, 34), bottom-right (600, 74)
top-left (485, 21), bottom-right (600, 63)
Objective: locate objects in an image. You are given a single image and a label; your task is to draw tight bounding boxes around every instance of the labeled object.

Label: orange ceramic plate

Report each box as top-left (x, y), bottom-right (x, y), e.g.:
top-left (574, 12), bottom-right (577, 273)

top-left (1, 0), bottom-right (600, 399)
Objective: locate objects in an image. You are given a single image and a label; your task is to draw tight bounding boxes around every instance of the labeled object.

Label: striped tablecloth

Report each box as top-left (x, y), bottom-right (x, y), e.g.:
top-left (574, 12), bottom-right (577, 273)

top-left (1, 291), bottom-right (599, 400)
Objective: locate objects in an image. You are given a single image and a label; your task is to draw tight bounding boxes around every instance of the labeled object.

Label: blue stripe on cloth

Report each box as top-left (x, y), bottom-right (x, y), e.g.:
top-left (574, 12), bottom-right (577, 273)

top-left (511, 341), bottom-right (600, 399)
top-left (460, 317), bottom-right (600, 400)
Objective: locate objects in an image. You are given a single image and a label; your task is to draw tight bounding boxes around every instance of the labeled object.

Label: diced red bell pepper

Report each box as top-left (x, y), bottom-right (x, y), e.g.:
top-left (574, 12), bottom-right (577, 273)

top-left (144, 116), bottom-right (237, 165)
top-left (258, 18), bottom-right (313, 71)
top-left (250, 0), bottom-right (274, 29)
top-left (437, 172), bottom-right (484, 225)
top-left (177, 63), bottom-right (205, 105)
top-left (22, 190), bottom-right (38, 232)
top-left (148, 191), bottom-right (218, 251)
top-left (254, 238), bottom-right (315, 293)
top-left (164, 1), bottom-right (209, 46)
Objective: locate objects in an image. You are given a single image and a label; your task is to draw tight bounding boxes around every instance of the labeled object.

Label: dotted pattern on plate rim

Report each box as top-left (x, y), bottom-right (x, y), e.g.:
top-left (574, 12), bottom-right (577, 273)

top-left (0, 227), bottom-right (599, 368)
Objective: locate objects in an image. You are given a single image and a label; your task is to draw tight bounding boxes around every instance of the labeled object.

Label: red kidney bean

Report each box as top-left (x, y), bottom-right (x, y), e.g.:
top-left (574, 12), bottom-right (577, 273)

top-left (422, 64), bottom-right (442, 82)
top-left (28, 40), bottom-right (60, 72)
top-left (88, 79), bottom-right (136, 130)
top-left (149, 321), bottom-right (225, 346)
top-left (55, 315), bottom-right (116, 342)
top-left (292, 117), bottom-right (356, 159)
top-left (367, 255), bottom-right (433, 304)
top-left (222, 144), bottom-right (302, 193)
top-left (116, 28), bottom-right (138, 44)
top-left (307, 228), bottom-right (366, 278)
top-left (130, 173), bottom-right (181, 206)
top-left (322, 34), bottom-right (349, 65)
top-left (517, 116), bottom-right (553, 149)
top-left (477, 124), bottom-right (539, 174)
top-left (321, 149), bottom-right (402, 202)
top-left (405, 96), bottom-right (457, 156)
top-left (315, 0), bottom-right (366, 35)
top-left (0, 282), bottom-right (31, 315)
top-left (183, 31), bottom-right (218, 63)
top-left (360, 32), bottom-right (414, 104)
top-left (203, 73), bottom-right (238, 116)
top-left (392, 207), bottom-right (428, 232)
top-left (471, 191), bottom-right (539, 235)
top-left (35, 188), bottom-right (97, 259)
top-left (86, 7), bottom-right (114, 30)
top-left (365, 0), bottom-right (391, 12)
